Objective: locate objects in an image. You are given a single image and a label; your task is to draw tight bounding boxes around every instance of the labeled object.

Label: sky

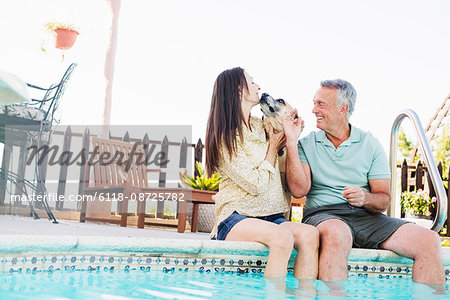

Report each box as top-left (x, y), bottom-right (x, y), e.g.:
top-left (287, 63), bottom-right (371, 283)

top-left (0, 0), bottom-right (449, 154)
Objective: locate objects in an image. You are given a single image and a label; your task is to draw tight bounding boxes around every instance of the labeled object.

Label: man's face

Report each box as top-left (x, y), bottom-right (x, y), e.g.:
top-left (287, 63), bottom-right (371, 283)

top-left (312, 87), bottom-right (346, 132)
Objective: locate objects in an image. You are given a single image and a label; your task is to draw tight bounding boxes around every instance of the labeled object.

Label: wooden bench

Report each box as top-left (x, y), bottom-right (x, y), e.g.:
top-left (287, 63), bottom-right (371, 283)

top-left (79, 136), bottom-right (151, 227)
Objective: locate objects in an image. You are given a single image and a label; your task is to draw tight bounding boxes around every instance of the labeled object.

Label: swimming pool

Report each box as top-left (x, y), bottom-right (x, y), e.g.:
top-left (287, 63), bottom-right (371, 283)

top-left (1, 269), bottom-right (448, 299)
top-left (0, 234), bottom-right (449, 299)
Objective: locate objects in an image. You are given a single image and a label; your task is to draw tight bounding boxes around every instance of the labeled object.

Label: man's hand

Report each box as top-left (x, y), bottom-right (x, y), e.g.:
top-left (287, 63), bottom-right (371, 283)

top-left (283, 109), bottom-right (304, 145)
top-left (342, 180), bottom-right (390, 213)
top-left (342, 186), bottom-right (366, 207)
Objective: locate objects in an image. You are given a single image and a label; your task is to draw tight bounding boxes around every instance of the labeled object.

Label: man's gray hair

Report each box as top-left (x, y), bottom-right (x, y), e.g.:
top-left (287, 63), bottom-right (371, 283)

top-left (320, 79), bottom-right (357, 118)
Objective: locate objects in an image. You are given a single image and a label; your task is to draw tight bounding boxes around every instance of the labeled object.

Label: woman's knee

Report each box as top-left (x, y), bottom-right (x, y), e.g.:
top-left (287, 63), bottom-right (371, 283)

top-left (266, 227), bottom-right (294, 252)
top-left (291, 224), bottom-right (319, 249)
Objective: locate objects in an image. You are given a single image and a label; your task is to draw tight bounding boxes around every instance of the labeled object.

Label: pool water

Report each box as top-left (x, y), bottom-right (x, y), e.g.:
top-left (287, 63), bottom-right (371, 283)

top-left (0, 269), bottom-right (448, 299)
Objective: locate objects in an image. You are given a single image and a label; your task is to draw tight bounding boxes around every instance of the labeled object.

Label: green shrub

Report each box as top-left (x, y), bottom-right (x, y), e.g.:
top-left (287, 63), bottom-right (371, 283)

top-left (400, 189), bottom-right (435, 216)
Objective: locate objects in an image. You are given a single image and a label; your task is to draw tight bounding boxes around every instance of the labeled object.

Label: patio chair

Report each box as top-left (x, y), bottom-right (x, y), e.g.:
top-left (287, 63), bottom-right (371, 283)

top-left (0, 63), bottom-right (77, 130)
top-left (79, 136), bottom-right (193, 231)
top-left (0, 63), bottom-right (77, 222)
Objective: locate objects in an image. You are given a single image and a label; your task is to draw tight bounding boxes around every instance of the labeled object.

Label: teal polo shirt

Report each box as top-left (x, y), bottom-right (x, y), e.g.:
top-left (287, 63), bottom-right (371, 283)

top-left (298, 125), bottom-right (390, 209)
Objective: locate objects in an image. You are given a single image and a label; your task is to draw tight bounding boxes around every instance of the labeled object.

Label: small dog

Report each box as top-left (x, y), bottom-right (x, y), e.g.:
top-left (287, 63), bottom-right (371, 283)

top-left (260, 93), bottom-right (297, 134)
top-left (259, 93), bottom-right (298, 195)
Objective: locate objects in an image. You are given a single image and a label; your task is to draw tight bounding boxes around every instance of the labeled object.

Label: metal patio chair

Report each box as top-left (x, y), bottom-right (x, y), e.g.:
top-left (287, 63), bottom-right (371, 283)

top-left (0, 63), bottom-right (77, 222)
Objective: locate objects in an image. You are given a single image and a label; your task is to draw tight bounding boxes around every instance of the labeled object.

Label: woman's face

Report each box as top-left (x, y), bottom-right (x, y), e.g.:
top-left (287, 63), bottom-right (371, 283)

top-left (242, 71), bottom-right (261, 105)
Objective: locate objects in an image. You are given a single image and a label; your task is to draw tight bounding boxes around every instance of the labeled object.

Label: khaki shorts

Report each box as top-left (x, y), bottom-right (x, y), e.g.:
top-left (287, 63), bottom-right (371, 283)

top-left (302, 203), bottom-right (410, 249)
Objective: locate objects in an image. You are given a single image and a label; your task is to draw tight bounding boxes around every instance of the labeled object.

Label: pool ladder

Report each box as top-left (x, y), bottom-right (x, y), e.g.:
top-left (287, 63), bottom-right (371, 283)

top-left (389, 109), bottom-right (447, 232)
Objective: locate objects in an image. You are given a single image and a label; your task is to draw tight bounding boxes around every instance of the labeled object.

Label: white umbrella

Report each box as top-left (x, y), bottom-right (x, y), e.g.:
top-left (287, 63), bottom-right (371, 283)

top-left (0, 71), bottom-right (31, 105)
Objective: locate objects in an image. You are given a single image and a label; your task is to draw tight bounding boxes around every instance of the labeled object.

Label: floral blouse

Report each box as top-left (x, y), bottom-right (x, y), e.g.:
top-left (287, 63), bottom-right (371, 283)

top-left (210, 117), bottom-right (290, 239)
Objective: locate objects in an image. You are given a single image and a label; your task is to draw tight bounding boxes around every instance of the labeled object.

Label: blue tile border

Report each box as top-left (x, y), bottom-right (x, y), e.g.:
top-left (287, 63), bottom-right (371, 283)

top-left (0, 253), bottom-right (448, 280)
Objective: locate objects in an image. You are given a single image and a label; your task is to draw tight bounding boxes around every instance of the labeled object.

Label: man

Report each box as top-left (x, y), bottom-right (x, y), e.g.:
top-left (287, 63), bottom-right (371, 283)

top-left (283, 79), bottom-right (444, 284)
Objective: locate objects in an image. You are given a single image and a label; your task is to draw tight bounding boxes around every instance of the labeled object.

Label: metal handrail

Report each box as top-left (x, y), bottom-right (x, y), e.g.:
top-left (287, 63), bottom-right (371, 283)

top-left (389, 109), bottom-right (447, 232)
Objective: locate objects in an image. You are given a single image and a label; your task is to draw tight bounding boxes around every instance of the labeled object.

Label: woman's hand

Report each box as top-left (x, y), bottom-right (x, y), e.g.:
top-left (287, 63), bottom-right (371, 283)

top-left (265, 124), bottom-right (285, 166)
top-left (283, 109), bottom-right (304, 147)
top-left (268, 124), bottom-right (286, 150)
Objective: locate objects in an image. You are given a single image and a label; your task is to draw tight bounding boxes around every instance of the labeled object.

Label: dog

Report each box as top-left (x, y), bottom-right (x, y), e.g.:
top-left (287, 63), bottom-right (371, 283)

top-left (259, 93), bottom-right (297, 135)
top-left (259, 93), bottom-right (298, 198)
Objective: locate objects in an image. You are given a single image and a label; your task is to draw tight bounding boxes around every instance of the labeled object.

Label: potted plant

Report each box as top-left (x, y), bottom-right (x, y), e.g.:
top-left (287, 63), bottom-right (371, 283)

top-left (180, 162), bottom-right (222, 232)
top-left (44, 22), bottom-right (79, 50)
top-left (181, 162), bottom-right (222, 191)
top-left (400, 189), bottom-right (436, 220)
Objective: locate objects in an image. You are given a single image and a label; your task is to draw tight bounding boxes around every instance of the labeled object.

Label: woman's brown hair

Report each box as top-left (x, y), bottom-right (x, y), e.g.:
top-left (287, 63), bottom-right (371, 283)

top-left (205, 67), bottom-right (248, 176)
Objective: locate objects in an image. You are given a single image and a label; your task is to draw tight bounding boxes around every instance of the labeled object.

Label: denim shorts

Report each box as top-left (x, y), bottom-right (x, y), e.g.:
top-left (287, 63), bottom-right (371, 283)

top-left (302, 203), bottom-right (409, 249)
top-left (217, 211), bottom-right (289, 241)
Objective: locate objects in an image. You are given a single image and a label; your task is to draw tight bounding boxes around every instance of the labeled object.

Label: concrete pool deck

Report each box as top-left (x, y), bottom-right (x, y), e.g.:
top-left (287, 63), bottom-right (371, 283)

top-left (0, 215), bottom-right (210, 240)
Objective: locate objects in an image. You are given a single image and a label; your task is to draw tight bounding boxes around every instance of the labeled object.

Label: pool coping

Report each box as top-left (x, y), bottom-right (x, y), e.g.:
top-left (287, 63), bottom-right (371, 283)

top-left (1, 234), bottom-right (449, 266)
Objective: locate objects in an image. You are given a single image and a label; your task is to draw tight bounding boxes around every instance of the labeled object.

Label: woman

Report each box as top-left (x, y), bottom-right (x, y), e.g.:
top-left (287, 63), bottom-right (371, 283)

top-left (205, 67), bottom-right (318, 279)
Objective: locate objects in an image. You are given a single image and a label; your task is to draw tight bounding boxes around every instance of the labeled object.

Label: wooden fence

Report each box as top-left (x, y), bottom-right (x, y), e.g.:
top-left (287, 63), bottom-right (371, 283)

top-left (0, 126), bottom-right (205, 213)
top-left (399, 159), bottom-right (450, 236)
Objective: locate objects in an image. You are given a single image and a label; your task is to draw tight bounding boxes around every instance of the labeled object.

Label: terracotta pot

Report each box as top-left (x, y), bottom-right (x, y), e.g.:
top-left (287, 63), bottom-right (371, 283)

top-left (53, 28), bottom-right (79, 50)
top-left (190, 189), bottom-right (216, 202)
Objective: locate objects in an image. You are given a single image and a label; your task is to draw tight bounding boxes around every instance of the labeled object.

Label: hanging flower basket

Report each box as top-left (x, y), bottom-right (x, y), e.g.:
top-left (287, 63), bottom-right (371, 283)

top-left (44, 22), bottom-right (79, 51)
top-left (53, 27), bottom-right (79, 50)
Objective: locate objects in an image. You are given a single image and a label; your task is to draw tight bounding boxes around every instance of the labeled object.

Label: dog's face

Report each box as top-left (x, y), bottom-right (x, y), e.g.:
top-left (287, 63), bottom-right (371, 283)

top-left (260, 93), bottom-right (295, 133)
